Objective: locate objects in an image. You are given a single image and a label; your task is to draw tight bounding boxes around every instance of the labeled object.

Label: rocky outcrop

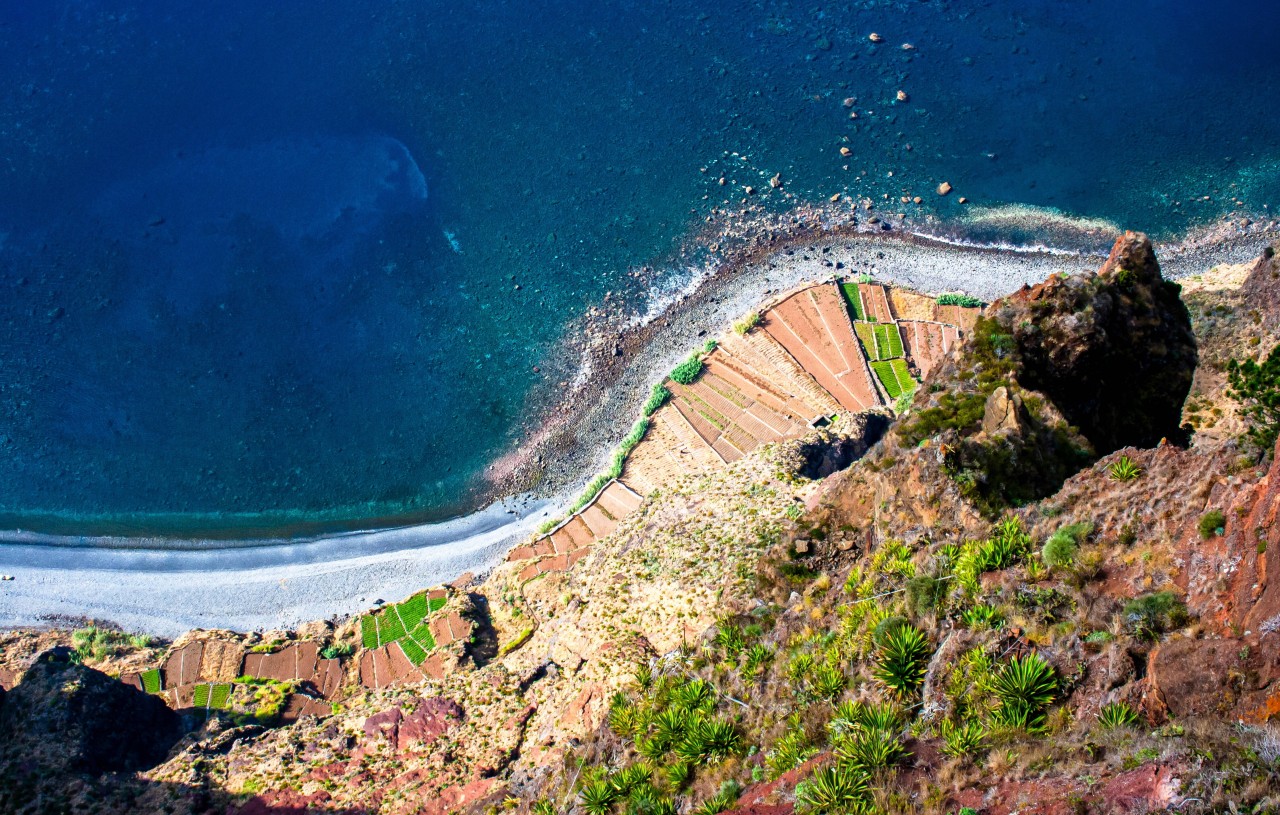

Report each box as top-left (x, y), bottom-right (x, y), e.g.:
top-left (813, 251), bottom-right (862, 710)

top-left (1008, 231), bottom-right (1197, 451)
top-left (776, 411), bottom-right (891, 480)
top-left (0, 650), bottom-right (184, 776)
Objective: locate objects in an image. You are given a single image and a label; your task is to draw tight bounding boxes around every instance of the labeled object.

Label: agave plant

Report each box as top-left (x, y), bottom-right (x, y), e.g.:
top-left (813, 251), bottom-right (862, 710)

top-left (608, 700), bottom-right (641, 739)
top-left (939, 719), bottom-right (987, 758)
top-left (1098, 701), bottom-right (1141, 729)
top-left (580, 779), bottom-right (620, 815)
top-left (676, 717), bottom-right (742, 762)
top-left (671, 678), bottom-right (717, 712)
top-left (714, 621), bottom-right (746, 656)
top-left (873, 625), bottom-right (932, 697)
top-left (992, 653), bottom-right (1057, 729)
top-left (532, 799), bottom-right (557, 815)
top-left (691, 783), bottom-right (742, 815)
top-left (743, 643), bottom-right (773, 678)
top-left (959, 603), bottom-right (1005, 629)
top-left (651, 707), bottom-right (691, 753)
top-left (811, 659), bottom-right (848, 701)
top-left (829, 700), bottom-right (904, 738)
top-left (795, 764), bottom-right (871, 815)
top-left (626, 790), bottom-right (676, 815)
top-left (834, 726), bottom-right (909, 771)
top-left (766, 729), bottom-right (817, 779)
top-left (664, 760), bottom-right (693, 789)
top-left (1108, 455), bottom-right (1142, 482)
top-left (610, 764), bottom-right (653, 796)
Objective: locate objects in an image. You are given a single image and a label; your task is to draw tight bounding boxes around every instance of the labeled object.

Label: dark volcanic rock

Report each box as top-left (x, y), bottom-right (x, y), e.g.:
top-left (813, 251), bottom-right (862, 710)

top-left (0, 649), bottom-right (184, 776)
top-left (1008, 231), bottom-right (1197, 451)
top-left (779, 411), bottom-right (891, 480)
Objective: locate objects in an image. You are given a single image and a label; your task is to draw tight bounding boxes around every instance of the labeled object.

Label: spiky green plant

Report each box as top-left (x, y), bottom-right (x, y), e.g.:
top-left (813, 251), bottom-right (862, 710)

top-left (829, 700), bottom-right (903, 739)
top-left (664, 760), bottom-right (693, 789)
top-left (714, 623), bottom-right (746, 656)
top-left (811, 659), bottom-right (848, 701)
top-left (959, 603), bottom-right (1004, 629)
top-left (532, 799), bottom-right (557, 815)
top-left (1098, 701), bottom-right (1141, 730)
top-left (671, 679), bottom-right (716, 712)
top-left (580, 779), bottom-right (620, 815)
top-left (766, 728), bottom-right (817, 779)
top-left (634, 663), bottom-right (653, 690)
top-left (610, 764), bottom-right (653, 796)
top-left (873, 625), bottom-right (932, 697)
top-left (609, 698), bottom-right (641, 738)
top-left (1108, 455), bottom-right (1142, 481)
top-left (1122, 591), bottom-right (1189, 641)
top-left (834, 727), bottom-right (908, 771)
top-left (991, 653), bottom-right (1057, 729)
top-left (676, 718), bottom-right (742, 762)
top-left (938, 720), bottom-right (987, 758)
top-left (795, 765), bottom-right (871, 815)
top-left (743, 643), bottom-right (773, 678)
top-left (691, 783), bottom-right (741, 815)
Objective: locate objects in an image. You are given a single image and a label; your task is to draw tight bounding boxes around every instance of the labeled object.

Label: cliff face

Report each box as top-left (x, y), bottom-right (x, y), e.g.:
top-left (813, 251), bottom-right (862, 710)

top-left (1, 236), bottom-right (1278, 815)
top-left (1009, 231), bottom-right (1198, 452)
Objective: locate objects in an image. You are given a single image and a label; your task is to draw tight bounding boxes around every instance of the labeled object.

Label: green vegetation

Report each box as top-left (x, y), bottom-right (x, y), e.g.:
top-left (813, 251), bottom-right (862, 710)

top-left (734, 312), bottom-right (761, 335)
top-left (70, 626), bottom-right (143, 662)
top-left (855, 322), bottom-right (904, 361)
top-left (1122, 591), bottom-right (1189, 641)
top-left (1108, 455), bottom-right (1142, 481)
top-left (795, 764), bottom-right (870, 815)
top-left (1227, 344), bottom-right (1280, 454)
top-left (1199, 508), bottom-right (1226, 539)
top-left (873, 625), bottom-right (931, 697)
top-left (192, 683), bottom-right (210, 708)
top-left (1042, 522), bottom-right (1092, 569)
top-left (643, 384), bottom-right (671, 417)
top-left (871, 359), bottom-right (914, 400)
top-left (991, 653), bottom-right (1058, 729)
top-left (840, 282), bottom-right (868, 322)
top-left (936, 293), bottom-right (983, 308)
top-left (140, 668), bottom-right (163, 694)
top-left (209, 683), bottom-right (232, 710)
top-left (1098, 701), bottom-right (1140, 729)
top-left (360, 591), bottom-right (448, 663)
top-left (670, 355), bottom-right (705, 385)
top-left (320, 642), bottom-right (354, 660)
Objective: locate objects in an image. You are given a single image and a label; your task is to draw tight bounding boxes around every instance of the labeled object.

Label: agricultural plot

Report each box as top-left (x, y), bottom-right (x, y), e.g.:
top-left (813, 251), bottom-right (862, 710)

top-left (141, 668), bottom-right (163, 694)
top-left (840, 282), bottom-right (868, 321)
top-left (871, 359), bottom-right (916, 400)
top-left (854, 322), bottom-right (904, 361)
top-left (359, 590), bottom-right (449, 664)
top-left (192, 682), bottom-right (235, 712)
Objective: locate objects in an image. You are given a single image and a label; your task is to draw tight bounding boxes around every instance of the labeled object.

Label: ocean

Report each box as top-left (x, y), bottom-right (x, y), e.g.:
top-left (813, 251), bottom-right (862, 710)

top-left (0, 0), bottom-right (1277, 536)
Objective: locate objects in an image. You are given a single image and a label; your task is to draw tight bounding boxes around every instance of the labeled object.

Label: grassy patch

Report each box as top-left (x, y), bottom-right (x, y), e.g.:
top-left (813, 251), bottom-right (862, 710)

top-left (670, 356), bottom-right (705, 385)
top-left (734, 312), bottom-right (761, 335)
top-left (141, 668), bottom-right (163, 694)
top-left (840, 282), bottom-right (868, 321)
top-left (360, 615), bottom-right (379, 650)
top-left (871, 359), bottom-right (913, 400)
top-left (937, 293), bottom-right (983, 308)
top-left (399, 636), bottom-right (427, 665)
top-left (876, 323), bottom-right (904, 358)
top-left (193, 683), bottom-right (211, 708)
top-left (398, 592), bottom-right (430, 630)
top-left (210, 683), bottom-right (232, 710)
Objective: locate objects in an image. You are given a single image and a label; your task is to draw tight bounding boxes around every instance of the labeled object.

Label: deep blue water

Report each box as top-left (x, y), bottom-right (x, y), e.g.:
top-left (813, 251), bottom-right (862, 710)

top-left (0, 0), bottom-right (1277, 535)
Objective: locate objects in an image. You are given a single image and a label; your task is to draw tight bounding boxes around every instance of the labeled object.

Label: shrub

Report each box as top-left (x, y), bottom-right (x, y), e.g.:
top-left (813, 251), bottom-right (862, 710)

top-left (643, 384), bottom-right (671, 417)
top-left (1108, 455), bottom-right (1142, 481)
top-left (1042, 522), bottom-right (1091, 568)
top-left (580, 779), bottom-right (620, 815)
top-left (1122, 591), bottom-right (1189, 641)
top-left (766, 728), bottom-right (817, 779)
top-left (734, 312), bottom-right (761, 335)
top-left (320, 642), bottom-right (354, 660)
top-left (1199, 509), bottom-right (1226, 539)
top-left (677, 718), bottom-right (742, 762)
top-left (1226, 345), bottom-right (1280, 453)
top-left (873, 625), bottom-right (931, 697)
top-left (905, 574), bottom-right (947, 617)
top-left (1098, 701), bottom-right (1141, 729)
top-left (810, 660), bottom-right (848, 701)
top-left (959, 603), bottom-right (1004, 630)
top-left (829, 700), bottom-right (904, 738)
top-left (670, 356), bottom-right (704, 385)
top-left (795, 764), bottom-right (871, 815)
top-left (991, 653), bottom-right (1057, 729)
top-left (937, 293), bottom-right (984, 308)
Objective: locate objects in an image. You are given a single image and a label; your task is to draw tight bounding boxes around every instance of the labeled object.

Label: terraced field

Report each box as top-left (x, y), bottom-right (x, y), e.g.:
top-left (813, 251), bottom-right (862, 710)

top-left (509, 279), bottom-right (978, 585)
top-left (360, 589), bottom-right (448, 666)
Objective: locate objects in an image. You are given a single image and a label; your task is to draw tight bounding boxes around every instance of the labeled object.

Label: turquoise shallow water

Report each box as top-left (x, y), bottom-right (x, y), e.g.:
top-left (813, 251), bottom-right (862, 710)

top-left (0, 0), bottom-right (1277, 536)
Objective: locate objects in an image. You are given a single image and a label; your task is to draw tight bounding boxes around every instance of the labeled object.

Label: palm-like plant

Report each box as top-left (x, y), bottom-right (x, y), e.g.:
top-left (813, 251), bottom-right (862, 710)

top-left (873, 625), bottom-right (932, 697)
top-left (959, 603), bottom-right (1005, 629)
top-left (811, 659), bottom-right (848, 701)
top-left (1108, 455), bottom-right (1142, 482)
top-left (834, 727), bottom-right (908, 771)
top-left (795, 765), bottom-right (871, 815)
top-left (671, 679), bottom-right (716, 712)
top-left (992, 653), bottom-right (1057, 729)
top-left (939, 719), bottom-right (987, 758)
top-left (651, 707), bottom-right (690, 753)
top-left (610, 764), bottom-right (653, 796)
top-left (580, 779), bottom-right (619, 815)
top-left (676, 717), bottom-right (742, 762)
top-left (1097, 701), bottom-right (1140, 729)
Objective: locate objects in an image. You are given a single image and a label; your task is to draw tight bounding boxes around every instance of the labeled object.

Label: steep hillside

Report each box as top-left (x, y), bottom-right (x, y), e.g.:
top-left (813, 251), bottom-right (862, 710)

top-left (2, 234), bottom-right (1280, 815)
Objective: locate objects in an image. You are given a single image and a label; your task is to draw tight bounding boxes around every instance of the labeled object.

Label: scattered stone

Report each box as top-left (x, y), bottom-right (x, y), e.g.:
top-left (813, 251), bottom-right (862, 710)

top-left (830, 193), bottom-right (841, 203)
top-left (896, 90), bottom-right (909, 102)
top-left (793, 539), bottom-right (810, 555)
top-left (912, 196), bottom-right (923, 205)
top-left (901, 43), bottom-right (915, 51)
top-left (842, 97), bottom-right (855, 108)
top-left (770, 173), bottom-right (783, 189)
top-left (869, 33), bottom-right (883, 43)
top-left (958, 196), bottom-right (968, 204)
top-left (937, 181), bottom-right (953, 196)
top-left (849, 111), bottom-right (859, 119)
top-left (744, 186), bottom-right (756, 195)
top-left (840, 146), bottom-right (853, 157)
top-left (717, 177), bottom-right (726, 186)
